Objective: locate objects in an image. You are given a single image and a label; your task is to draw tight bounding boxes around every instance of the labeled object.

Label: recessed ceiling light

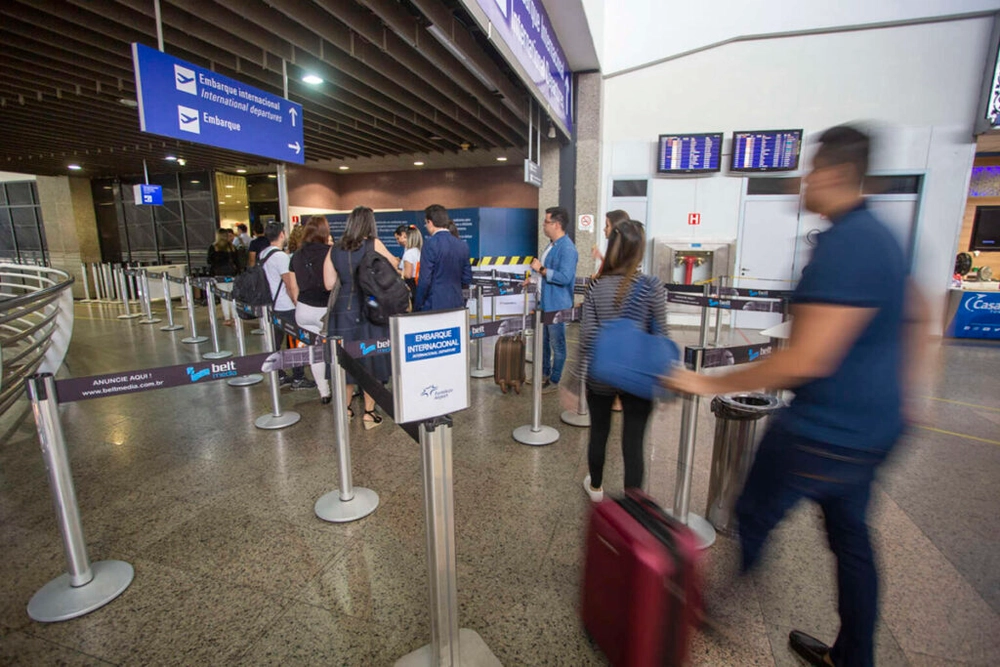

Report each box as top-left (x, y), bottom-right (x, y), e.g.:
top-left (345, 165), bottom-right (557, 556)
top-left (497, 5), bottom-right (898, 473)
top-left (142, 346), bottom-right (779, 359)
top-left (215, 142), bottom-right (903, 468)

top-left (219, 201), bottom-right (225, 205)
top-left (267, 174), bottom-right (277, 179)
top-left (190, 180), bottom-right (200, 184)
top-left (496, 156), bottom-right (508, 162)
top-left (164, 156), bottom-right (177, 161)
top-left (118, 98), bottom-right (138, 108)
top-left (429, 135), bottom-right (443, 141)
top-left (302, 74), bottom-right (323, 85)
top-left (68, 164), bottom-right (82, 170)
top-left (225, 194), bottom-right (233, 198)
top-left (103, 185), bottom-right (113, 190)
top-left (339, 165), bottom-right (349, 170)
top-left (413, 161), bottom-right (425, 166)
top-left (236, 169), bottom-right (247, 174)
top-left (176, 158), bottom-right (186, 166)
top-left (225, 184), bottom-right (235, 188)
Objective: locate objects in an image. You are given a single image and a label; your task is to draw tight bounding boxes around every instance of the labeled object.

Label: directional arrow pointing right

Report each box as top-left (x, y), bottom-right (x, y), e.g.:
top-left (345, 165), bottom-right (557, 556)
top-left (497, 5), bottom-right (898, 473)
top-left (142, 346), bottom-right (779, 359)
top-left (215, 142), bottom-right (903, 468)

top-left (287, 141), bottom-right (301, 155)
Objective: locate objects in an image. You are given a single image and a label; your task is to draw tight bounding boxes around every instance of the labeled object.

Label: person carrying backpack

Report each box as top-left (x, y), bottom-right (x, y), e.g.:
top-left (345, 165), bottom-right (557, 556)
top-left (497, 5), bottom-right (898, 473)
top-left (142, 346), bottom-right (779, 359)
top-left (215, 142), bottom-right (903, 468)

top-left (327, 206), bottom-right (401, 429)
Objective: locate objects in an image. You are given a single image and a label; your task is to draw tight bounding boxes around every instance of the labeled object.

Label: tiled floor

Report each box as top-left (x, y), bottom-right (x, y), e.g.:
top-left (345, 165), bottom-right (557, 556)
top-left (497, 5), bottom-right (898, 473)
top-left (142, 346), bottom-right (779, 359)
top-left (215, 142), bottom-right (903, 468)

top-left (0, 301), bottom-right (998, 665)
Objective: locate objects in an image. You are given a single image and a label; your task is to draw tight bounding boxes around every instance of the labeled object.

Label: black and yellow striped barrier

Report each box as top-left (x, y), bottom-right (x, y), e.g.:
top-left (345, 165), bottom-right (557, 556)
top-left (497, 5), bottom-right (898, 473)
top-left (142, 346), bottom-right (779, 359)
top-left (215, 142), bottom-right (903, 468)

top-left (471, 256), bottom-right (535, 267)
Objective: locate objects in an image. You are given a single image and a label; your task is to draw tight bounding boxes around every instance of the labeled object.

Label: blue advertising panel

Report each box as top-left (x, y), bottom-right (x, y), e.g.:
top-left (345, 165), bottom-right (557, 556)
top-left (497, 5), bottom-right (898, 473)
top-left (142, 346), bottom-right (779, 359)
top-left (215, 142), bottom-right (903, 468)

top-left (657, 134), bottom-right (723, 173)
top-left (133, 184), bottom-right (163, 206)
top-left (948, 291), bottom-right (1000, 339)
top-left (131, 43), bottom-right (304, 164)
top-left (731, 130), bottom-right (802, 172)
top-left (472, 0), bottom-right (572, 133)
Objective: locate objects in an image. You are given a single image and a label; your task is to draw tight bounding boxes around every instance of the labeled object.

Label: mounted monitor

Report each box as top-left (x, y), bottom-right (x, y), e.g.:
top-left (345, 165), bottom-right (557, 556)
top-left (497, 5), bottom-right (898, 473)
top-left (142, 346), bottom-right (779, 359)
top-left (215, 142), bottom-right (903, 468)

top-left (730, 130), bottom-right (803, 172)
top-left (971, 206), bottom-right (1000, 251)
top-left (656, 133), bottom-right (723, 174)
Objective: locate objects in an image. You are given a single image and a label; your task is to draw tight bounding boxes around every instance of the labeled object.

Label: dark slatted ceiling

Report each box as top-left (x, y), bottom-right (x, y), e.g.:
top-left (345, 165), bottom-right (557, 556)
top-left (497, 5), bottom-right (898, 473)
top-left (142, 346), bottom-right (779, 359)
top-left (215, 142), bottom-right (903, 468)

top-left (0, 0), bottom-right (532, 177)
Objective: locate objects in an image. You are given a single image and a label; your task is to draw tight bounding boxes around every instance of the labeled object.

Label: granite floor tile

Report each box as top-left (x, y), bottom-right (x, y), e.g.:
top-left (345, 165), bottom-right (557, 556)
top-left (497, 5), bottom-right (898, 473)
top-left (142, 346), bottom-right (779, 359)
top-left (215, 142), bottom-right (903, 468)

top-left (0, 626), bottom-right (115, 666)
top-left (905, 651), bottom-right (977, 666)
top-left (764, 623), bottom-right (909, 667)
top-left (0, 522), bottom-right (66, 632)
top-left (25, 557), bottom-right (291, 665)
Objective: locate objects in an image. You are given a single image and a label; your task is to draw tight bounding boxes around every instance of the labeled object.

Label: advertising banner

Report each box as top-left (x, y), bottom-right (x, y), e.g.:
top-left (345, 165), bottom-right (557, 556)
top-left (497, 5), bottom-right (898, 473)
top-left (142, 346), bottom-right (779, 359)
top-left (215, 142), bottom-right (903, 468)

top-left (948, 291), bottom-right (1000, 339)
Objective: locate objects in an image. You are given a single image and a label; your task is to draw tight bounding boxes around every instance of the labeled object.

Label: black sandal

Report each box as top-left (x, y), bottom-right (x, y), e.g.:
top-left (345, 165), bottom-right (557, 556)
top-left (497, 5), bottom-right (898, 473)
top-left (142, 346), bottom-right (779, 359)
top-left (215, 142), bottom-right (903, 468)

top-left (363, 409), bottom-right (383, 430)
top-left (346, 406), bottom-right (355, 419)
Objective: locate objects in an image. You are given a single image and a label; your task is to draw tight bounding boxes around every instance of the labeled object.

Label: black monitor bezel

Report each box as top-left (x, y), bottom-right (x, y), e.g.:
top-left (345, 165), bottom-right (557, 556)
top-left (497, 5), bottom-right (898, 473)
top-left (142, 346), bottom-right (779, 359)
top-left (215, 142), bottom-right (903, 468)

top-left (655, 132), bottom-right (724, 174)
top-left (729, 129), bottom-right (803, 173)
top-left (970, 205), bottom-right (1000, 252)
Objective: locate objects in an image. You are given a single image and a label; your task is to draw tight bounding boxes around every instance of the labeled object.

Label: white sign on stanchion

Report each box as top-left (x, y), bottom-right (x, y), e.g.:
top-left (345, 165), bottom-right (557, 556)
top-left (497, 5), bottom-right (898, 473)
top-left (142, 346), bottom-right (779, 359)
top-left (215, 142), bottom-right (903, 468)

top-left (390, 308), bottom-right (470, 424)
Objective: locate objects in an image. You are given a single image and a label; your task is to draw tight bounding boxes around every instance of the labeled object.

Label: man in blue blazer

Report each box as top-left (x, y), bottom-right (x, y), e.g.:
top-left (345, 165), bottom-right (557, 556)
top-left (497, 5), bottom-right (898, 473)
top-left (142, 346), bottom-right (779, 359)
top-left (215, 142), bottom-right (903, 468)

top-left (531, 206), bottom-right (578, 391)
top-left (415, 204), bottom-right (473, 312)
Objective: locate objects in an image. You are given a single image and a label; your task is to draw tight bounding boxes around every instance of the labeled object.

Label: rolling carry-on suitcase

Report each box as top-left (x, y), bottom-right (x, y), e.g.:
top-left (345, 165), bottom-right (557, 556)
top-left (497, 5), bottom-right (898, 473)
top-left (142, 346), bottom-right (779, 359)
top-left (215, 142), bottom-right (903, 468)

top-left (582, 489), bottom-right (703, 666)
top-left (493, 333), bottom-right (526, 394)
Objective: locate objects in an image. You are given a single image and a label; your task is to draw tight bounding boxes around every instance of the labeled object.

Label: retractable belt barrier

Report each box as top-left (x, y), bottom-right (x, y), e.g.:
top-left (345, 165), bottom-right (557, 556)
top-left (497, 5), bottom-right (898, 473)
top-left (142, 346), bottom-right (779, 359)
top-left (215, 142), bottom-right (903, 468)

top-left (666, 291), bottom-right (786, 312)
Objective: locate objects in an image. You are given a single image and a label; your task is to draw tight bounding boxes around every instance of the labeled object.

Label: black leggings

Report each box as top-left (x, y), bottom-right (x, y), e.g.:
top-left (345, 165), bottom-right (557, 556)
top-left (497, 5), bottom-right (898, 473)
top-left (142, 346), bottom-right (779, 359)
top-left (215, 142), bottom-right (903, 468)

top-left (587, 390), bottom-right (653, 490)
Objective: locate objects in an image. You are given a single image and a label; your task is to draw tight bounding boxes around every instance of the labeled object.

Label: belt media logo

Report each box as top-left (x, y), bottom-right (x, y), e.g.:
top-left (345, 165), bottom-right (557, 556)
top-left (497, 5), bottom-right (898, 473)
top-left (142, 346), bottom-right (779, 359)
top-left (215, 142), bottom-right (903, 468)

top-left (187, 360), bottom-right (238, 382)
top-left (174, 64), bottom-right (197, 95)
top-left (187, 366), bottom-right (211, 382)
top-left (360, 342), bottom-right (377, 356)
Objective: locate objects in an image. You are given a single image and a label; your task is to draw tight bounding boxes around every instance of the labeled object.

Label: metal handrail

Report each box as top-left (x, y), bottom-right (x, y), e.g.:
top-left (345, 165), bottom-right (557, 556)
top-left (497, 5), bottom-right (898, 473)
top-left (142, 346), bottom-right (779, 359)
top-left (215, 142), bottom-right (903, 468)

top-left (0, 263), bottom-right (74, 415)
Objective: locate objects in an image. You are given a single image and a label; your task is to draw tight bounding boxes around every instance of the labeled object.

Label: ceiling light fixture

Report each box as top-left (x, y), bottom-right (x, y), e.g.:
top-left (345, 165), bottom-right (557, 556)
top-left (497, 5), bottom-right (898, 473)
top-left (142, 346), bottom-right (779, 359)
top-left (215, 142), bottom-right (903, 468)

top-left (413, 161), bottom-right (425, 166)
top-left (164, 156), bottom-right (177, 161)
top-left (496, 156), bottom-right (508, 162)
top-left (339, 165), bottom-right (349, 170)
top-left (267, 174), bottom-right (277, 179)
top-left (118, 98), bottom-right (138, 108)
top-left (176, 158), bottom-right (186, 166)
top-left (190, 180), bottom-right (200, 184)
top-left (225, 184), bottom-right (235, 188)
top-left (225, 194), bottom-right (233, 198)
top-left (67, 164), bottom-right (82, 170)
top-left (236, 169), bottom-right (247, 174)
top-left (301, 74), bottom-right (323, 85)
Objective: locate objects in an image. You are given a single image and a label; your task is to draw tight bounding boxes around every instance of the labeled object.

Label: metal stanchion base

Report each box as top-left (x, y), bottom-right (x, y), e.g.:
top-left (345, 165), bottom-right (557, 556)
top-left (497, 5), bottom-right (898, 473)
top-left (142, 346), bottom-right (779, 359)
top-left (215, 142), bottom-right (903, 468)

top-left (560, 410), bottom-right (591, 427)
top-left (250, 328), bottom-right (264, 336)
top-left (254, 411), bottom-right (301, 430)
top-left (202, 350), bottom-right (233, 360)
top-left (314, 487), bottom-right (379, 523)
top-left (159, 324), bottom-right (184, 332)
top-left (139, 317), bottom-right (162, 324)
top-left (116, 313), bottom-right (141, 320)
top-left (181, 336), bottom-right (209, 344)
top-left (673, 512), bottom-right (717, 550)
top-left (394, 629), bottom-right (501, 667)
top-left (228, 374), bottom-right (263, 387)
top-left (512, 424), bottom-right (560, 446)
top-left (470, 368), bottom-right (493, 378)
top-left (27, 560), bottom-right (134, 623)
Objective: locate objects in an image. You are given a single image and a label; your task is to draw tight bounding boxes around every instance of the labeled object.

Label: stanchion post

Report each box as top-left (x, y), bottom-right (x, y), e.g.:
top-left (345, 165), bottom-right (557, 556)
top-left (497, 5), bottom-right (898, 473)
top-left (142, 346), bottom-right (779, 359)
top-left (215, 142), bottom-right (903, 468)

top-left (138, 271), bottom-right (162, 325)
top-left (395, 417), bottom-right (500, 667)
top-left (181, 277), bottom-right (208, 344)
top-left (24, 374), bottom-right (134, 622)
top-left (254, 307), bottom-right (300, 429)
top-left (228, 312), bottom-right (263, 386)
top-left (713, 277), bottom-right (724, 347)
top-left (699, 283), bottom-right (711, 347)
top-left (315, 339), bottom-right (379, 522)
top-left (202, 283), bottom-right (232, 359)
top-left (470, 285), bottom-right (492, 379)
top-left (116, 269), bottom-right (140, 320)
top-left (523, 276), bottom-right (533, 364)
top-left (560, 370), bottom-right (590, 427)
top-left (79, 263), bottom-right (93, 302)
top-left (159, 274), bottom-right (184, 331)
top-left (90, 263), bottom-right (103, 301)
top-left (512, 311), bottom-right (559, 446)
top-left (671, 347), bottom-right (717, 550)
top-left (106, 264), bottom-right (118, 301)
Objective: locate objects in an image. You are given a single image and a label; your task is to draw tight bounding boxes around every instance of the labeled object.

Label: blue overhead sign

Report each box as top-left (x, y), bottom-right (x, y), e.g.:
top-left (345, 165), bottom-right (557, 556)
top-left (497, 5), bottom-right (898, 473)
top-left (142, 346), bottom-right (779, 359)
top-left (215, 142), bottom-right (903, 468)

top-left (131, 43), bottom-right (304, 164)
top-left (132, 184), bottom-right (163, 206)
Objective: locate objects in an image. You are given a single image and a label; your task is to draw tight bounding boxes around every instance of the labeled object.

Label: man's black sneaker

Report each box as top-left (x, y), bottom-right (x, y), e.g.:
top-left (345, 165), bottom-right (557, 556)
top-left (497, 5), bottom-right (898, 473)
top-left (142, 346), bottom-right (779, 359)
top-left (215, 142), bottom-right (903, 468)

top-left (278, 373), bottom-right (292, 387)
top-left (290, 378), bottom-right (317, 390)
top-left (789, 630), bottom-right (836, 666)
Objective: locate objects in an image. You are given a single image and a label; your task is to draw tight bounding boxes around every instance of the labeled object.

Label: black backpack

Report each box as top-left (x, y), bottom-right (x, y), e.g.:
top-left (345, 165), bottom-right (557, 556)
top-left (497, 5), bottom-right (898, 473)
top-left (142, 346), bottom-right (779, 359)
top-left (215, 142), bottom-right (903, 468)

top-left (231, 249), bottom-right (280, 320)
top-left (356, 247), bottom-right (411, 325)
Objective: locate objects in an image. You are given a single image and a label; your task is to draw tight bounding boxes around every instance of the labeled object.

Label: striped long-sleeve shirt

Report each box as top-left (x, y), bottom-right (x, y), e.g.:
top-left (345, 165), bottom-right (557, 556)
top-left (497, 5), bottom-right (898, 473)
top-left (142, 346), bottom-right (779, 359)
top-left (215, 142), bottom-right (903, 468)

top-left (573, 273), bottom-right (669, 395)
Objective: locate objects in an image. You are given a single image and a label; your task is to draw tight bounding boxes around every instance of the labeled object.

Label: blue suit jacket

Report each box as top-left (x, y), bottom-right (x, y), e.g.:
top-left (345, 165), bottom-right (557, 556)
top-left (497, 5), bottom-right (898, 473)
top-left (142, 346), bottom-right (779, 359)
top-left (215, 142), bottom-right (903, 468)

top-left (415, 230), bottom-right (472, 311)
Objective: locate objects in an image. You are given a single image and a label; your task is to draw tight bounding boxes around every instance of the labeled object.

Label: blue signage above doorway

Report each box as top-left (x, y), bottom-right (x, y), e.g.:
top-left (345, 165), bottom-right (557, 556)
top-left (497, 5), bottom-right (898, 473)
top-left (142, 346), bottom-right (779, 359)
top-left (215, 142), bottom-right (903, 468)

top-left (131, 43), bottom-right (305, 164)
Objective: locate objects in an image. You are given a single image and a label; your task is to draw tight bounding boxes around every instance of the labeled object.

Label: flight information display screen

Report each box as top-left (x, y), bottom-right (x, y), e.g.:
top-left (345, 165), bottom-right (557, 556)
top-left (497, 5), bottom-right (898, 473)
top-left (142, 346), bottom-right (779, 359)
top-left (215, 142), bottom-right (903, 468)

top-left (657, 133), bottom-right (723, 173)
top-left (730, 130), bottom-right (802, 172)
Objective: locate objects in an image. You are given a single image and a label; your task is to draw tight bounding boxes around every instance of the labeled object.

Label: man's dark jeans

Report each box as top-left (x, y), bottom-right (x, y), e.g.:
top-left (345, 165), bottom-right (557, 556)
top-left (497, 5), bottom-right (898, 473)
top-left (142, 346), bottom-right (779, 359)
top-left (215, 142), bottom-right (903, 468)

top-left (736, 420), bottom-right (891, 667)
top-left (273, 308), bottom-right (304, 381)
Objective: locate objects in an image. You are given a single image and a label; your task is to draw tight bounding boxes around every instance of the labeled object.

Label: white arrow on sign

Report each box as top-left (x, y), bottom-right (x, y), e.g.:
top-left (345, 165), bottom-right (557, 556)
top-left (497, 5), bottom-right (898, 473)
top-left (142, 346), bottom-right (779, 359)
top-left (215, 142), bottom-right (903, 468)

top-left (288, 142), bottom-right (301, 154)
top-left (288, 108), bottom-right (298, 127)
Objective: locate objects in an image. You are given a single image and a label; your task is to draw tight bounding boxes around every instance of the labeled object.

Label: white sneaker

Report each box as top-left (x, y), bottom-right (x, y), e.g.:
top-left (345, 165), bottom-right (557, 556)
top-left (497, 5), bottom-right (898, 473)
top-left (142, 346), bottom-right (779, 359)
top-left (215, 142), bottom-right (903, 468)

top-left (583, 475), bottom-right (604, 502)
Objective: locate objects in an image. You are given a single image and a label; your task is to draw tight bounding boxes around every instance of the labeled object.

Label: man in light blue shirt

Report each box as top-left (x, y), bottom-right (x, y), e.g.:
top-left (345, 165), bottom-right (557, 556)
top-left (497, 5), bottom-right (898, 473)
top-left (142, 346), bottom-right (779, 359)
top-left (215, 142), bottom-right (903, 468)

top-left (531, 206), bottom-right (578, 391)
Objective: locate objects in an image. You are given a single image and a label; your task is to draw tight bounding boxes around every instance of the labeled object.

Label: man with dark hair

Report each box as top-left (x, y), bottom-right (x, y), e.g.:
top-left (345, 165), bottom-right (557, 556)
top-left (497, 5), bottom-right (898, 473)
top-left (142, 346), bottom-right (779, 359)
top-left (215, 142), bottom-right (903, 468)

top-left (247, 221), bottom-right (268, 267)
top-left (259, 222), bottom-right (311, 388)
top-left (530, 206), bottom-right (578, 391)
top-left (667, 125), bottom-right (928, 667)
top-left (415, 204), bottom-right (472, 311)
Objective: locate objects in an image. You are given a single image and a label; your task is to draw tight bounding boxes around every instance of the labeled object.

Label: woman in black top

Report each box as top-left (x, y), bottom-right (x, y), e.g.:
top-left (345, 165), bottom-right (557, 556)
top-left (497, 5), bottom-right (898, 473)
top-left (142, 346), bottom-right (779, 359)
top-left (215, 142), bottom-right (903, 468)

top-left (290, 216), bottom-right (334, 403)
top-left (207, 228), bottom-right (239, 325)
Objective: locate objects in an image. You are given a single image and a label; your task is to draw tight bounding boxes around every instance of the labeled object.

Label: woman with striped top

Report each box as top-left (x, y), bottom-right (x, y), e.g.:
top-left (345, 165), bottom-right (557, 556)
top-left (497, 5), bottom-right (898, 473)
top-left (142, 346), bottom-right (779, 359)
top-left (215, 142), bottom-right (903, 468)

top-left (567, 219), bottom-right (668, 502)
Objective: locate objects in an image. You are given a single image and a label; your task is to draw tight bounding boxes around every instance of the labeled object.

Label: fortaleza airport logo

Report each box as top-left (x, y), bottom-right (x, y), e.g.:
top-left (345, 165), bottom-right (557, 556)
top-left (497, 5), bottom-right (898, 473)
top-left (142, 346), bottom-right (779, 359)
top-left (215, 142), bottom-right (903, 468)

top-left (421, 384), bottom-right (454, 401)
top-left (186, 361), bottom-right (238, 382)
top-left (966, 294), bottom-right (1000, 313)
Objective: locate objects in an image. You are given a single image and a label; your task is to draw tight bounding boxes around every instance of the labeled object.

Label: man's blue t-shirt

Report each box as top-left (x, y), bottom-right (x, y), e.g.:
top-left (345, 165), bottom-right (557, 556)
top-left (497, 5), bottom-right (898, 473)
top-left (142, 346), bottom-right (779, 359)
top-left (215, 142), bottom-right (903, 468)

top-left (782, 202), bottom-right (907, 451)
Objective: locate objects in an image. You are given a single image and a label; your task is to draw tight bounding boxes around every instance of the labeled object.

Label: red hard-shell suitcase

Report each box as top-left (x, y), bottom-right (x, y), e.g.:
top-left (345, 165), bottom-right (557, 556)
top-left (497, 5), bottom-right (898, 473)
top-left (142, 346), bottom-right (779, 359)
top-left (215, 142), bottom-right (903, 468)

top-left (582, 490), bottom-right (703, 666)
top-left (493, 333), bottom-right (526, 394)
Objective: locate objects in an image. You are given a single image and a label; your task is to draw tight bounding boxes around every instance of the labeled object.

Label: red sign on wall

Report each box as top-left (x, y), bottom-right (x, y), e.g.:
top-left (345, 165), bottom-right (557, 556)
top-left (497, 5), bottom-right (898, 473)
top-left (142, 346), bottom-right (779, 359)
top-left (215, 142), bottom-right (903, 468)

top-left (688, 213), bottom-right (701, 226)
top-left (292, 215), bottom-right (300, 223)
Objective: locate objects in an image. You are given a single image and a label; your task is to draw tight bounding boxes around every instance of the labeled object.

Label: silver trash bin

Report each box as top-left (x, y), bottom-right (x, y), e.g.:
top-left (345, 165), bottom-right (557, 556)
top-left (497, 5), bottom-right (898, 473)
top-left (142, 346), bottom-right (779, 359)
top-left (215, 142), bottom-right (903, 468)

top-left (705, 392), bottom-right (782, 536)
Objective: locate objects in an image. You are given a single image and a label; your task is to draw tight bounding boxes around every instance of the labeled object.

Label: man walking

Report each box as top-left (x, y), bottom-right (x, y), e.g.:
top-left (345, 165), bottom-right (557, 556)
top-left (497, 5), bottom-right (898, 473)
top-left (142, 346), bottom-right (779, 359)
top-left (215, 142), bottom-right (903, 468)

top-left (415, 204), bottom-right (472, 311)
top-left (259, 222), bottom-right (313, 389)
top-left (667, 125), bottom-right (927, 667)
top-left (531, 206), bottom-right (578, 392)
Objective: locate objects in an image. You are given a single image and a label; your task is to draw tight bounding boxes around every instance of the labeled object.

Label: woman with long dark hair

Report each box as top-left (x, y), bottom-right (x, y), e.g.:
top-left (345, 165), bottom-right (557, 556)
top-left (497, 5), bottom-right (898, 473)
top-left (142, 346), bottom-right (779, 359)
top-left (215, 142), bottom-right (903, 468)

top-left (291, 216), bottom-right (334, 403)
top-left (326, 206), bottom-right (399, 428)
top-left (207, 227), bottom-right (239, 326)
top-left (569, 220), bottom-right (668, 501)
